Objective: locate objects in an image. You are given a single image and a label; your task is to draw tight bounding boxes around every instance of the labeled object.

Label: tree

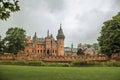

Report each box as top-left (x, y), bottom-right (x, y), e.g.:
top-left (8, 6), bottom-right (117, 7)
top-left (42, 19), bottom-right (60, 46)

top-left (0, 36), bottom-right (2, 54)
top-left (0, 0), bottom-right (20, 20)
top-left (77, 48), bottom-right (84, 55)
top-left (0, 36), bottom-right (5, 54)
top-left (92, 43), bottom-right (99, 50)
top-left (4, 27), bottom-right (26, 54)
top-left (98, 12), bottom-right (120, 57)
top-left (86, 44), bottom-right (92, 48)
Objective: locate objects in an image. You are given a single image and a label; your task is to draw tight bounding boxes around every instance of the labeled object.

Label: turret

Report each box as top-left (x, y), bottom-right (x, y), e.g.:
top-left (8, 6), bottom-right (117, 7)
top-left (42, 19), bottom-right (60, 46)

top-left (33, 32), bottom-right (37, 42)
top-left (45, 30), bottom-right (52, 55)
top-left (26, 36), bottom-right (31, 44)
top-left (47, 30), bottom-right (50, 38)
top-left (71, 43), bottom-right (73, 52)
top-left (56, 24), bottom-right (65, 39)
top-left (56, 24), bottom-right (65, 56)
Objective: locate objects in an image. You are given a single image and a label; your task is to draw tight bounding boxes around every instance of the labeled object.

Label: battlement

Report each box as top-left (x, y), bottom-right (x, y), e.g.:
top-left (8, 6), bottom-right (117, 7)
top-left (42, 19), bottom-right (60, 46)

top-left (0, 54), bottom-right (113, 62)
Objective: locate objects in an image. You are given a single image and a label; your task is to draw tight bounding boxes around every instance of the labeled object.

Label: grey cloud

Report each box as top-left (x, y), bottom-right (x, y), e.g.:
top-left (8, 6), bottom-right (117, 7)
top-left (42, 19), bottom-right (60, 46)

top-left (43, 0), bottom-right (65, 13)
top-left (67, 0), bottom-right (120, 47)
top-left (114, 0), bottom-right (120, 7)
top-left (0, 0), bottom-right (120, 47)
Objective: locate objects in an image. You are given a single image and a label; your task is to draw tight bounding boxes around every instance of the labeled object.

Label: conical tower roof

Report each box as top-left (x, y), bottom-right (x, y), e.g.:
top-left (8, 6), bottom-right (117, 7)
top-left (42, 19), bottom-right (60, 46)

top-left (56, 24), bottom-right (65, 39)
top-left (33, 32), bottom-right (37, 42)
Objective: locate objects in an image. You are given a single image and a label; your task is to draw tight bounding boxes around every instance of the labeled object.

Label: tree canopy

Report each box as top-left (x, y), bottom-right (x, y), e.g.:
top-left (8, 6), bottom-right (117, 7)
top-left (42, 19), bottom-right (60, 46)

top-left (93, 43), bottom-right (99, 50)
top-left (4, 27), bottom-right (26, 54)
top-left (0, 0), bottom-right (20, 20)
top-left (77, 48), bottom-right (84, 55)
top-left (98, 12), bottom-right (120, 57)
top-left (0, 36), bottom-right (4, 54)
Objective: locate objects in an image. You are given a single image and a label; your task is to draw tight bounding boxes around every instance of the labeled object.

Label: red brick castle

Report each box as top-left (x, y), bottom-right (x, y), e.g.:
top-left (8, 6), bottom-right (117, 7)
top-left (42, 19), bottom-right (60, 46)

top-left (25, 24), bottom-right (65, 56)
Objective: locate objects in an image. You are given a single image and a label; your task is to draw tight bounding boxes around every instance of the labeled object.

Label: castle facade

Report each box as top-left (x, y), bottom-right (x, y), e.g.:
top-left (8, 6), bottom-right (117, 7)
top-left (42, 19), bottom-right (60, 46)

top-left (25, 25), bottom-right (65, 56)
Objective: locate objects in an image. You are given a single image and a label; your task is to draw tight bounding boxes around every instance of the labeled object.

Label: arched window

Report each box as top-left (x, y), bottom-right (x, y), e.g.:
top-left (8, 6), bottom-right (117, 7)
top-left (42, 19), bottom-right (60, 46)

top-left (55, 50), bottom-right (57, 53)
top-left (47, 49), bottom-right (50, 55)
top-left (44, 50), bottom-right (45, 53)
top-left (32, 50), bottom-right (34, 53)
top-left (27, 50), bottom-right (29, 53)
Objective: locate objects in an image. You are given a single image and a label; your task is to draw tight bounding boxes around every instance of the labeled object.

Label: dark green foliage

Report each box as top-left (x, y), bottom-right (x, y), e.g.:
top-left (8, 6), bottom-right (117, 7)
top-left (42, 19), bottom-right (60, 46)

top-left (77, 48), bottom-right (84, 55)
top-left (0, 0), bottom-right (20, 20)
top-left (72, 61), bottom-right (120, 67)
top-left (87, 44), bottom-right (92, 48)
top-left (4, 27), bottom-right (26, 54)
top-left (72, 61), bottom-right (88, 66)
top-left (98, 12), bottom-right (120, 57)
top-left (0, 60), bottom-right (120, 67)
top-left (0, 36), bottom-right (2, 54)
top-left (0, 36), bottom-right (5, 54)
top-left (0, 61), bottom-right (70, 67)
top-left (93, 43), bottom-right (99, 50)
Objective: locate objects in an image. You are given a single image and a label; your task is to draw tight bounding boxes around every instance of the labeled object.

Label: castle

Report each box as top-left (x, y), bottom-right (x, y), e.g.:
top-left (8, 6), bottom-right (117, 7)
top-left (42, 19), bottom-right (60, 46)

top-left (25, 24), bottom-right (65, 56)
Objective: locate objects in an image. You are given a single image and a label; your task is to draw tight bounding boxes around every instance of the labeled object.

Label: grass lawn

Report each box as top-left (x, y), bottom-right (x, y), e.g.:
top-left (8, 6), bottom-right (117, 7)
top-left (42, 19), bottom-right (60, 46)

top-left (0, 65), bottom-right (120, 80)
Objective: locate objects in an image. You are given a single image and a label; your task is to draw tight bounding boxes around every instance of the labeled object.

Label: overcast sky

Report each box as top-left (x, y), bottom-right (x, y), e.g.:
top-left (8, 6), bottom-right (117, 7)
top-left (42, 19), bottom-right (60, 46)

top-left (0, 0), bottom-right (120, 47)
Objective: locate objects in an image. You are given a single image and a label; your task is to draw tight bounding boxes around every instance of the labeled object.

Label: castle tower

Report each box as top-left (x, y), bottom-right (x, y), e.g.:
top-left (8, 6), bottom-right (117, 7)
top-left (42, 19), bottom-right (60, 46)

top-left (33, 32), bottom-right (37, 42)
top-left (71, 43), bottom-right (73, 54)
top-left (26, 36), bottom-right (31, 44)
top-left (56, 24), bottom-right (65, 56)
top-left (45, 30), bottom-right (52, 55)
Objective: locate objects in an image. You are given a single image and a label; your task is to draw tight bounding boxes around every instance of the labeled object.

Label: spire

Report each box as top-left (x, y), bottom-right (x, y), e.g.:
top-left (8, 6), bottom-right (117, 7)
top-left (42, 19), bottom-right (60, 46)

top-left (33, 32), bottom-right (37, 42)
top-left (35, 32), bottom-right (37, 36)
top-left (50, 34), bottom-right (53, 38)
top-left (60, 23), bottom-right (62, 30)
top-left (34, 32), bottom-right (37, 38)
top-left (71, 43), bottom-right (73, 49)
top-left (71, 43), bottom-right (73, 52)
top-left (47, 30), bottom-right (49, 37)
top-left (56, 24), bottom-right (65, 39)
top-left (51, 34), bottom-right (55, 41)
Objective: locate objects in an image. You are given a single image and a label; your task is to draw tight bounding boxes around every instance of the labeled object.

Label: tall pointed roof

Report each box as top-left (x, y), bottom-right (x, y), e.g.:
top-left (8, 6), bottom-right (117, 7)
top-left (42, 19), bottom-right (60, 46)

top-left (56, 24), bottom-right (65, 39)
top-left (50, 34), bottom-right (53, 38)
top-left (47, 30), bottom-right (49, 37)
top-left (33, 32), bottom-right (37, 38)
top-left (71, 43), bottom-right (73, 48)
top-left (33, 32), bottom-right (37, 42)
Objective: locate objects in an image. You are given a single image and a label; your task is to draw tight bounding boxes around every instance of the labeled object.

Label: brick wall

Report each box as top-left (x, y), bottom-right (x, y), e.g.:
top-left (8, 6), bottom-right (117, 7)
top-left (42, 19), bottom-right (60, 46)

top-left (0, 54), bottom-right (110, 62)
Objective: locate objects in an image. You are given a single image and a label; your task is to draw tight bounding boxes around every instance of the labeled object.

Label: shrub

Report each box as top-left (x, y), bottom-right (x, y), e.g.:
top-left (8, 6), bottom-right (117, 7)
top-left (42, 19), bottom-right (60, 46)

top-left (0, 60), bottom-right (120, 67)
top-left (72, 61), bottom-right (88, 66)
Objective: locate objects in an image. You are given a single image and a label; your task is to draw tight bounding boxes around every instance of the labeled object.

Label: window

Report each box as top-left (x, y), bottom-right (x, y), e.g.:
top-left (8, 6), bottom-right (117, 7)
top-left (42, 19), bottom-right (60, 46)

top-left (32, 50), bottom-right (34, 53)
top-left (44, 50), bottom-right (45, 53)
top-left (27, 50), bottom-right (29, 53)
top-left (55, 50), bottom-right (57, 53)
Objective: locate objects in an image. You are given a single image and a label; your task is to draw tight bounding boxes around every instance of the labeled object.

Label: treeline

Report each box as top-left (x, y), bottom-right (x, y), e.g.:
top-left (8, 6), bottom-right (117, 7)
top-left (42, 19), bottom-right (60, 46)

top-left (0, 27), bottom-right (26, 55)
top-left (0, 60), bottom-right (120, 67)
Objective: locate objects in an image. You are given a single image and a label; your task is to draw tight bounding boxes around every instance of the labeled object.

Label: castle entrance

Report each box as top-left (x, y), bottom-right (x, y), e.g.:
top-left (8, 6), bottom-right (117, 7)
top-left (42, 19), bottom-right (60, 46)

top-left (47, 49), bottom-right (50, 55)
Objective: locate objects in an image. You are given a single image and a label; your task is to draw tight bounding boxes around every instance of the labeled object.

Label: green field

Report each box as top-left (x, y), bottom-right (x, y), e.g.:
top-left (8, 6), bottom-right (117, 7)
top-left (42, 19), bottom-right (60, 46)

top-left (0, 65), bottom-right (120, 80)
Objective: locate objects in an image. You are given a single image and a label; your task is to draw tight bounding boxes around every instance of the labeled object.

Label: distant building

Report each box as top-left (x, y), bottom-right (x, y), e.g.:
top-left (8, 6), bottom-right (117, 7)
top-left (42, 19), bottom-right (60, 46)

top-left (84, 47), bottom-right (97, 56)
top-left (24, 24), bottom-right (65, 56)
top-left (77, 43), bottom-right (98, 56)
top-left (64, 43), bottom-right (77, 56)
